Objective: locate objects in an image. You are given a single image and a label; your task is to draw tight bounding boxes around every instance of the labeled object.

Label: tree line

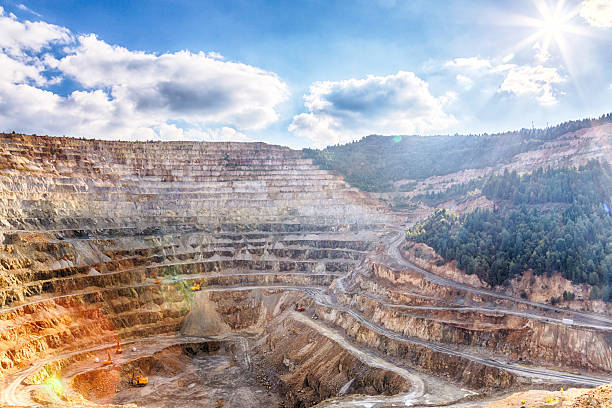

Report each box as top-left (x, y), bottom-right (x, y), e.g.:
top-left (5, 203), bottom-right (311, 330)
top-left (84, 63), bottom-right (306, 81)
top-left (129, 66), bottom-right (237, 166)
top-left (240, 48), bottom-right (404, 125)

top-left (304, 113), bottom-right (612, 192)
top-left (407, 161), bottom-right (612, 299)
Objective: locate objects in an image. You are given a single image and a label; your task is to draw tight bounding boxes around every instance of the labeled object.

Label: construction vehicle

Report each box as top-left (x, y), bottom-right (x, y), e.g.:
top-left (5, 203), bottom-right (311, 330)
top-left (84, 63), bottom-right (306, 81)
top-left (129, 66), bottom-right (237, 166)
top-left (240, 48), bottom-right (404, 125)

top-left (115, 338), bottom-right (123, 354)
top-left (190, 282), bottom-right (201, 291)
top-left (130, 372), bottom-right (149, 387)
top-left (102, 349), bottom-right (112, 366)
top-left (295, 304), bottom-right (305, 312)
top-left (154, 272), bottom-right (161, 284)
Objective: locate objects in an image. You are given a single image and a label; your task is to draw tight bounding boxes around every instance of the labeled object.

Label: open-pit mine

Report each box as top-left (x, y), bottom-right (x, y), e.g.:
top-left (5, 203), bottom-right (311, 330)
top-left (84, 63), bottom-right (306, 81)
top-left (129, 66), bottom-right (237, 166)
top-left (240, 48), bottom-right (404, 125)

top-left (1, 132), bottom-right (611, 408)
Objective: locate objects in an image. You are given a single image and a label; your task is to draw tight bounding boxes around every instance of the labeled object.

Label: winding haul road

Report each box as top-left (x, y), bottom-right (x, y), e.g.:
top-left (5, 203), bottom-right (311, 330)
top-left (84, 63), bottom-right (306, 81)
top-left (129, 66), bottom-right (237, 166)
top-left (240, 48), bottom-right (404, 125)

top-left (0, 334), bottom-right (209, 407)
top-left (1, 282), bottom-right (610, 407)
top-left (1, 230), bottom-right (611, 407)
top-left (293, 312), bottom-right (427, 407)
top-left (386, 231), bottom-right (612, 329)
top-left (308, 286), bottom-right (610, 388)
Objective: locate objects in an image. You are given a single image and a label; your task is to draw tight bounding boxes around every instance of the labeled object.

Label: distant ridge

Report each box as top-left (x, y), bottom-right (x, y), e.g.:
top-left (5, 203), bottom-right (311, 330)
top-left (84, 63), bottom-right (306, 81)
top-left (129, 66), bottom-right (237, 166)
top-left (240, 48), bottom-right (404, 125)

top-left (304, 113), bottom-right (612, 192)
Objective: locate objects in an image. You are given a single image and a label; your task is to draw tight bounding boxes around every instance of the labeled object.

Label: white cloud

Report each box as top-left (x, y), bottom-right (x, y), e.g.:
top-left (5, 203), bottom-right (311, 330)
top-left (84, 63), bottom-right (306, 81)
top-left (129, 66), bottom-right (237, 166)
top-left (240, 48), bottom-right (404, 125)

top-left (55, 34), bottom-right (289, 131)
top-left (156, 123), bottom-right (251, 142)
top-left (17, 4), bottom-right (42, 17)
top-left (498, 65), bottom-right (565, 106)
top-left (206, 51), bottom-right (224, 60)
top-left (0, 7), bottom-right (71, 56)
top-left (444, 57), bottom-right (492, 71)
top-left (489, 63), bottom-right (516, 74)
top-left (439, 91), bottom-right (458, 105)
top-left (289, 71), bottom-right (456, 146)
top-left (0, 10), bottom-right (288, 141)
top-left (0, 53), bottom-right (46, 84)
top-left (579, 0), bottom-right (612, 28)
top-left (0, 82), bottom-right (145, 138)
top-left (444, 52), bottom-right (566, 107)
top-left (533, 42), bottom-right (550, 63)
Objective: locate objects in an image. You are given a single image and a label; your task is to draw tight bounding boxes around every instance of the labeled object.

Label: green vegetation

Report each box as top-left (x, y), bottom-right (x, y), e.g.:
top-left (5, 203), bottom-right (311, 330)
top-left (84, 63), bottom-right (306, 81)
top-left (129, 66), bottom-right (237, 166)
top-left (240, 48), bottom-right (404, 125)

top-left (412, 157), bottom-right (611, 206)
top-left (411, 178), bottom-right (484, 206)
top-left (482, 162), bottom-right (610, 206)
top-left (407, 161), bottom-right (612, 298)
top-left (304, 113), bottom-right (612, 192)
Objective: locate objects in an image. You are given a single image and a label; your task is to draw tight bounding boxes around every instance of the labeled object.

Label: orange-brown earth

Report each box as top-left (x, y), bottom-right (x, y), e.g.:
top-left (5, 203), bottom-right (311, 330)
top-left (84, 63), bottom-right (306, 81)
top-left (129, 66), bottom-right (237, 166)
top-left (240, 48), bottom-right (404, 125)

top-left (0, 132), bottom-right (610, 408)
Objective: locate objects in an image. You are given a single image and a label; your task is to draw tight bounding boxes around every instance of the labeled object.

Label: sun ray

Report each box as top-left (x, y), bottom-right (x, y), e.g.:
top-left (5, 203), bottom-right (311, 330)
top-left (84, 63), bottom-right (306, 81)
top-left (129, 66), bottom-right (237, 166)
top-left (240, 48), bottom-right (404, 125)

top-left (487, 0), bottom-right (599, 109)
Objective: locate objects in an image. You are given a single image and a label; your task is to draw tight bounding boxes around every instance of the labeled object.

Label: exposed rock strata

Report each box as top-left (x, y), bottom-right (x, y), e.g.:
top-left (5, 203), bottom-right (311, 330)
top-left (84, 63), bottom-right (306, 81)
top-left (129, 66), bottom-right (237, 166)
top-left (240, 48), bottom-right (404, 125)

top-left (0, 133), bottom-right (610, 408)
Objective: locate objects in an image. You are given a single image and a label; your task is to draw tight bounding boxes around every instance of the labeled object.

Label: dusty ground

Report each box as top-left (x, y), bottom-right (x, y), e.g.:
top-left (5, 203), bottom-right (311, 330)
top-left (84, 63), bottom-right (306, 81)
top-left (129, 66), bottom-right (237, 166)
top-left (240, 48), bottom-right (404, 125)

top-left (443, 384), bottom-right (612, 408)
top-left (2, 132), bottom-right (611, 408)
top-left (111, 354), bottom-right (278, 408)
top-left (71, 344), bottom-right (279, 408)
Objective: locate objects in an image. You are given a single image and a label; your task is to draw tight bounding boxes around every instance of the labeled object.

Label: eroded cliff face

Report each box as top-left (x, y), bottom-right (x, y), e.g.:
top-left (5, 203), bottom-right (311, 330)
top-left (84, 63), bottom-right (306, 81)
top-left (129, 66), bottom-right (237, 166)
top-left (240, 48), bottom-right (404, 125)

top-left (0, 133), bottom-right (401, 407)
top-left (254, 316), bottom-right (410, 407)
top-left (365, 262), bottom-right (612, 372)
top-left (0, 133), bottom-right (610, 408)
top-left (401, 242), bottom-right (489, 289)
top-left (506, 270), bottom-right (612, 315)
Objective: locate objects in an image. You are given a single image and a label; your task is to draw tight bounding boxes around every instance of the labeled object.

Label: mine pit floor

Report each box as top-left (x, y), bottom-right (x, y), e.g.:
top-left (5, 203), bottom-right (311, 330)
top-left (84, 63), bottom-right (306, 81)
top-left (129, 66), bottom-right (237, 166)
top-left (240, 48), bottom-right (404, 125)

top-left (0, 335), bottom-right (273, 408)
top-left (61, 335), bottom-right (280, 408)
top-left (99, 352), bottom-right (279, 408)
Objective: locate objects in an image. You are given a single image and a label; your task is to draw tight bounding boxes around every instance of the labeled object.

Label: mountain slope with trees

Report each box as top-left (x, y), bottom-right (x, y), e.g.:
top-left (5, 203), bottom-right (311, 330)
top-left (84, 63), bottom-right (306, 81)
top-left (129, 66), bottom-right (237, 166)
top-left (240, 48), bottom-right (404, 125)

top-left (304, 113), bottom-right (612, 192)
top-left (407, 161), bottom-right (612, 298)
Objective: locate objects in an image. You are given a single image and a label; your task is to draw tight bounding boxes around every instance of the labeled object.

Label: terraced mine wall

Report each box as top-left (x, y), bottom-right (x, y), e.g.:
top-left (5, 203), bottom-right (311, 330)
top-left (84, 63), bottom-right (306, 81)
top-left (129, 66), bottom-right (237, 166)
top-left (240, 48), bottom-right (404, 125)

top-left (1, 133), bottom-right (611, 408)
top-left (0, 133), bottom-right (400, 407)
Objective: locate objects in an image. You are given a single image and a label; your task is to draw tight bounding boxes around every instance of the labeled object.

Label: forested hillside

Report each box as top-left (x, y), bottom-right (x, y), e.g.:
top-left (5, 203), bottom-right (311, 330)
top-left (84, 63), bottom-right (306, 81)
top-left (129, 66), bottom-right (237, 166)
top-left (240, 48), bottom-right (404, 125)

top-left (407, 161), bottom-right (612, 298)
top-left (304, 113), bottom-right (612, 192)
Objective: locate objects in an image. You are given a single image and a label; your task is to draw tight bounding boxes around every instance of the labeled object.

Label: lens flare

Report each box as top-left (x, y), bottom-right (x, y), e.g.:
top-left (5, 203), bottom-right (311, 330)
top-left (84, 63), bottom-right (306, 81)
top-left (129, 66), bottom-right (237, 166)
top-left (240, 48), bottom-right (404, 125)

top-left (42, 374), bottom-right (64, 401)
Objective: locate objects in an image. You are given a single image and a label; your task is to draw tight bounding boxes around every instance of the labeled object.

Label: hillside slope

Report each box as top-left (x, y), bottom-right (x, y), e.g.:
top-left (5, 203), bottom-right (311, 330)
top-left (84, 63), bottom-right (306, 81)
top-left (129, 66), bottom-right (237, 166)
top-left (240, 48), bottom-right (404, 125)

top-left (305, 114), bottom-right (612, 305)
top-left (304, 113), bottom-right (612, 193)
top-left (2, 132), bottom-right (611, 408)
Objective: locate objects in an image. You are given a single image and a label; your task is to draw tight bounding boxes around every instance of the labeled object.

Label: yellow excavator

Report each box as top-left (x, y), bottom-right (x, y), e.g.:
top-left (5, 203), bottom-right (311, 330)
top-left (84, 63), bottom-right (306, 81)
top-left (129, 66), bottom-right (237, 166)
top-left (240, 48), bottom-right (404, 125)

top-left (154, 272), bottom-right (161, 284)
top-left (115, 338), bottom-right (123, 354)
top-left (190, 281), bottom-right (201, 291)
top-left (102, 349), bottom-right (112, 366)
top-left (130, 372), bottom-right (149, 387)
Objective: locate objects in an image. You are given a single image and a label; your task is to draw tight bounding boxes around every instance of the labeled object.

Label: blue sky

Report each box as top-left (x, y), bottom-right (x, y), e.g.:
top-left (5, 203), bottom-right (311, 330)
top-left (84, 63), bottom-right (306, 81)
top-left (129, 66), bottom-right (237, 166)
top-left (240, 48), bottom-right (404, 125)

top-left (0, 0), bottom-right (611, 147)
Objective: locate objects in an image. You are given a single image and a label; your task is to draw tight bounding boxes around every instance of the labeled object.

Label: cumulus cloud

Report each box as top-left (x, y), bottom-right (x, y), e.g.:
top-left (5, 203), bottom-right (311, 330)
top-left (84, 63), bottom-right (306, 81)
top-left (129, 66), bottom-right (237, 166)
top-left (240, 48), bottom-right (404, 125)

top-left (444, 53), bottom-right (566, 107)
top-left (0, 52), bottom-right (47, 84)
top-left (0, 7), bottom-right (71, 56)
top-left (0, 81), bottom-right (148, 139)
top-left (0, 9), bottom-right (288, 141)
top-left (498, 65), bottom-right (565, 106)
top-left (289, 71), bottom-right (456, 146)
top-left (579, 0), bottom-right (612, 27)
top-left (55, 34), bottom-right (289, 130)
top-left (156, 123), bottom-right (251, 142)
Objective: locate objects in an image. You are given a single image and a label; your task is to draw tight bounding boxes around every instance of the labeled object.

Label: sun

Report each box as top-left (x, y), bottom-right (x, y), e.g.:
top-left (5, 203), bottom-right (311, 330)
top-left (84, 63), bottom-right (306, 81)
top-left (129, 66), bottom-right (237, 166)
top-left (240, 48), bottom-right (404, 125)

top-left (496, 0), bottom-right (593, 100)
top-left (539, 11), bottom-right (566, 37)
top-left (531, 0), bottom-right (577, 52)
top-left (507, 0), bottom-right (590, 65)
